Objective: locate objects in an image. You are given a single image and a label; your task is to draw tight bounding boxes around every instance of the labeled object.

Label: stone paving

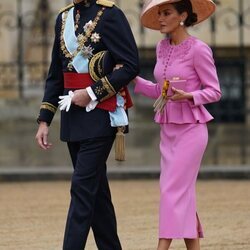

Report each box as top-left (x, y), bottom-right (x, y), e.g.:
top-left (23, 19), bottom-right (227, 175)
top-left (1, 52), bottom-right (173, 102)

top-left (0, 180), bottom-right (250, 250)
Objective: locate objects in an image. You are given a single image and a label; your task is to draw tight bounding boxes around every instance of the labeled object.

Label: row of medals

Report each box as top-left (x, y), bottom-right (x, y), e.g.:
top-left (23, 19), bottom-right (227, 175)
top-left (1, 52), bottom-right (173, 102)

top-left (65, 7), bottom-right (103, 71)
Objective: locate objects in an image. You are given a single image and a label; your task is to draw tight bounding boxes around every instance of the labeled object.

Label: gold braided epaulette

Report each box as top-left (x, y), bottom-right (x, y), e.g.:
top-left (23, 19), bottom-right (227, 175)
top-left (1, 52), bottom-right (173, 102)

top-left (96, 0), bottom-right (115, 7)
top-left (59, 3), bottom-right (74, 14)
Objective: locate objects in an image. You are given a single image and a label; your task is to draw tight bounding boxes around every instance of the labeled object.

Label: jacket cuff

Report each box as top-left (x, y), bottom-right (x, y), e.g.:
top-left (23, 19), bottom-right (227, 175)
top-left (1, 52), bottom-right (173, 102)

top-left (37, 102), bottom-right (57, 125)
top-left (91, 77), bottom-right (116, 102)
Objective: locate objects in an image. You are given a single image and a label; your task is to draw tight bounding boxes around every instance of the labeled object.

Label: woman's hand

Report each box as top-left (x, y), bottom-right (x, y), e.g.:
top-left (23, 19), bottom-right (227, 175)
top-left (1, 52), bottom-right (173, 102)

top-left (113, 64), bottom-right (123, 71)
top-left (170, 87), bottom-right (193, 101)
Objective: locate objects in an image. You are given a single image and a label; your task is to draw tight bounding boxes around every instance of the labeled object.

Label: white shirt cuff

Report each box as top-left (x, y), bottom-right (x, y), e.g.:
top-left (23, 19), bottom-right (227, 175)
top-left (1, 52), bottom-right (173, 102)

top-left (86, 87), bottom-right (97, 101)
top-left (86, 87), bottom-right (98, 112)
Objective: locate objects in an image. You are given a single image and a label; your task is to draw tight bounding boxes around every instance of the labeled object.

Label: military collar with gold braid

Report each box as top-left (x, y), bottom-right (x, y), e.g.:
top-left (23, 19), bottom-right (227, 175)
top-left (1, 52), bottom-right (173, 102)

top-left (59, 0), bottom-right (114, 14)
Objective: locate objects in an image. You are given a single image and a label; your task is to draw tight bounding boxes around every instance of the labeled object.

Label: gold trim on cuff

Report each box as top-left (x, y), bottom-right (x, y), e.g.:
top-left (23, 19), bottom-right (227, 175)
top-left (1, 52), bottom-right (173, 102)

top-left (40, 102), bottom-right (57, 114)
top-left (100, 77), bottom-right (116, 101)
top-left (104, 76), bottom-right (116, 93)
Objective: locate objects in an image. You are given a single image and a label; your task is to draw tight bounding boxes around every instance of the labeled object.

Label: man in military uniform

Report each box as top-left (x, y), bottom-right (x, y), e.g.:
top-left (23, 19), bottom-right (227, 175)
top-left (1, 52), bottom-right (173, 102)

top-left (35, 0), bottom-right (139, 249)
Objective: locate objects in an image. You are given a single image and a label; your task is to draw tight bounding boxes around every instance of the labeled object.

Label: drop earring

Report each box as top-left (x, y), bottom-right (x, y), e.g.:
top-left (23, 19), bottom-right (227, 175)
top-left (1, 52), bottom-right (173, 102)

top-left (180, 21), bottom-right (184, 26)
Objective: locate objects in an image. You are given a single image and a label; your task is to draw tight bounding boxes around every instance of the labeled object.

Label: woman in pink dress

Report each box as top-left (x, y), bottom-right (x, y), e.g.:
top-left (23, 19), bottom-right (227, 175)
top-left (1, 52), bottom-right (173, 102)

top-left (134, 0), bottom-right (221, 249)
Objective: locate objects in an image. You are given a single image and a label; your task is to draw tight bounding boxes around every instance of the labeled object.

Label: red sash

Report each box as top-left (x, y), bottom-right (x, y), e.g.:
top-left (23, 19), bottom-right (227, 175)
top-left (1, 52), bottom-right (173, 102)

top-left (64, 72), bottom-right (116, 112)
top-left (63, 72), bottom-right (133, 112)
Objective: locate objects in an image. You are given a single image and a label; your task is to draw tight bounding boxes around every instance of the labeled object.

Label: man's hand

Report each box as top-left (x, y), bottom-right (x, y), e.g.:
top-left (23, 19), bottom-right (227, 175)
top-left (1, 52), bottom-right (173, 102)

top-left (72, 89), bottom-right (91, 108)
top-left (35, 122), bottom-right (52, 150)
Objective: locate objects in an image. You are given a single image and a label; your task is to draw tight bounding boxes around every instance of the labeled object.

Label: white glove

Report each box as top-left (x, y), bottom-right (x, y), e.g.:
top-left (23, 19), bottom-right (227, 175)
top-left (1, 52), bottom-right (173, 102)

top-left (58, 91), bottom-right (74, 112)
top-left (86, 100), bottom-right (98, 112)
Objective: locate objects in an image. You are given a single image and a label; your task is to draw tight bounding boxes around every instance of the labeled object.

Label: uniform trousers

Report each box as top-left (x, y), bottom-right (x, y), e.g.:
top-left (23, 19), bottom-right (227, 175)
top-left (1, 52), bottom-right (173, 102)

top-left (63, 136), bottom-right (122, 250)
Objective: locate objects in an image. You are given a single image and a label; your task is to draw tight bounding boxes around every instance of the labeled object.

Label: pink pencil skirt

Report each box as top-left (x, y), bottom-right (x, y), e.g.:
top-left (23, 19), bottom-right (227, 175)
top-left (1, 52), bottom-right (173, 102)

top-left (159, 123), bottom-right (208, 239)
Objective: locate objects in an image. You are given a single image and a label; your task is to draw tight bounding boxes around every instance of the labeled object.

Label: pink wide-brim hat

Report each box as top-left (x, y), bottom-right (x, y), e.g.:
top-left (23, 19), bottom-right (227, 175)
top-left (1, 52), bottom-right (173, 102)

top-left (141, 0), bottom-right (216, 30)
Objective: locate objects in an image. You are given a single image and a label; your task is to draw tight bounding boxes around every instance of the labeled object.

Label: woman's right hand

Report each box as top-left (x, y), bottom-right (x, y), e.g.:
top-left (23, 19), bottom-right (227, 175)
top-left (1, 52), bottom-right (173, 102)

top-left (113, 64), bottom-right (123, 71)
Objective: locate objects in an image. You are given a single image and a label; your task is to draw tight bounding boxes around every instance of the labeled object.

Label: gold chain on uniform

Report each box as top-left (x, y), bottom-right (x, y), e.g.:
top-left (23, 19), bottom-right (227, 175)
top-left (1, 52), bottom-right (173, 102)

top-left (60, 7), bottom-right (105, 70)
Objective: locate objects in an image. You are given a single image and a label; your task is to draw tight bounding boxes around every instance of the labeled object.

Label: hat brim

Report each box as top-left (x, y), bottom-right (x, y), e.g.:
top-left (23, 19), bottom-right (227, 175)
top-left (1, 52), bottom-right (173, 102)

top-left (141, 0), bottom-right (216, 30)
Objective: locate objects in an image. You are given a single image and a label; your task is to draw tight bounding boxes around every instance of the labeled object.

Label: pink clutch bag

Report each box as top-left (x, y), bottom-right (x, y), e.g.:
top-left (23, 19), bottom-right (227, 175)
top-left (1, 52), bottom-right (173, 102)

top-left (167, 79), bottom-right (187, 97)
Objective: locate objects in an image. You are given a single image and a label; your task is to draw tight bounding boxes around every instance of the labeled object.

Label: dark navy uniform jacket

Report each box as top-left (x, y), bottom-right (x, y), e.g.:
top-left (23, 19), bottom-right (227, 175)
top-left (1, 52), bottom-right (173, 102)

top-left (38, 0), bottom-right (139, 142)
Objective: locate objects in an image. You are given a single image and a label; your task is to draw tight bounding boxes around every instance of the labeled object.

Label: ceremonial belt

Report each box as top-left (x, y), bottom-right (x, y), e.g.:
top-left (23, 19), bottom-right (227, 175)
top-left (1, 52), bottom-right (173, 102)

top-left (63, 72), bottom-right (116, 112)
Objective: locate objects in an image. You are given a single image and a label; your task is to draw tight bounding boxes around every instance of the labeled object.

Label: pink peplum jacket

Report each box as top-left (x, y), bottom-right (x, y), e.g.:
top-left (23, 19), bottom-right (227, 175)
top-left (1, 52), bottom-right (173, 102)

top-left (134, 36), bottom-right (222, 124)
